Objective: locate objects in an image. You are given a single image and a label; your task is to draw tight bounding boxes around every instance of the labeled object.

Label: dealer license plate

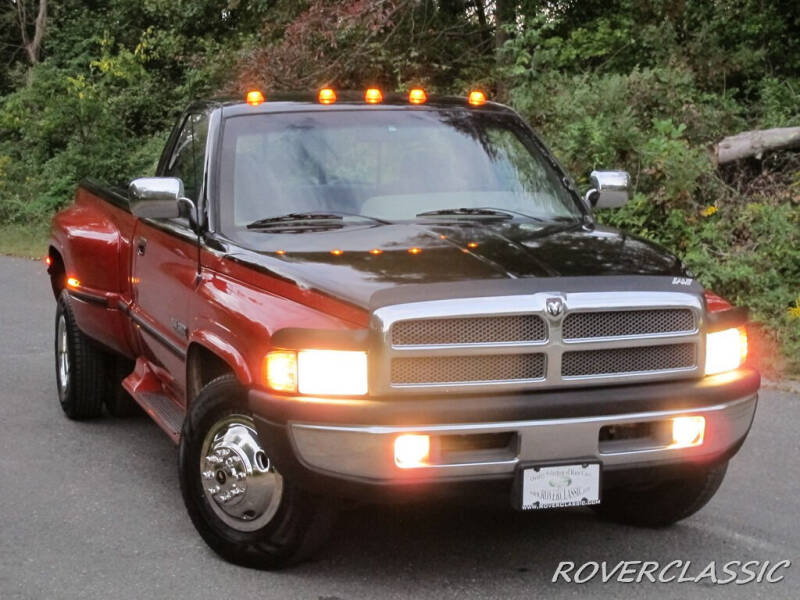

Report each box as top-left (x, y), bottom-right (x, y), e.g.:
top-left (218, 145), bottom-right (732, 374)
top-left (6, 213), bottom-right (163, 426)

top-left (519, 463), bottom-right (601, 510)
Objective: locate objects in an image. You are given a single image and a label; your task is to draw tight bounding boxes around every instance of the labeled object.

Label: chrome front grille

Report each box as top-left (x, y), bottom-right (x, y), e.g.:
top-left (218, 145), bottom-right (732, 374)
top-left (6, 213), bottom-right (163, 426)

top-left (372, 292), bottom-right (705, 393)
top-left (391, 314), bottom-right (546, 346)
top-left (562, 309), bottom-right (696, 340)
top-left (561, 343), bottom-right (696, 378)
top-left (392, 353), bottom-right (546, 385)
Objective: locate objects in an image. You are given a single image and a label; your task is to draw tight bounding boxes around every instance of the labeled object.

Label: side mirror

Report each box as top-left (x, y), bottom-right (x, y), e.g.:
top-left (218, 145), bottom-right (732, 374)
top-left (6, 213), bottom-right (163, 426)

top-left (129, 177), bottom-right (193, 220)
top-left (584, 170), bottom-right (630, 209)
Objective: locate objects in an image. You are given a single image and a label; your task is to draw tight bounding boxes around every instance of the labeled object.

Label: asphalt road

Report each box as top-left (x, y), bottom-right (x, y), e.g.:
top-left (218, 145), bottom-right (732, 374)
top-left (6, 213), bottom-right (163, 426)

top-left (1, 255), bottom-right (799, 599)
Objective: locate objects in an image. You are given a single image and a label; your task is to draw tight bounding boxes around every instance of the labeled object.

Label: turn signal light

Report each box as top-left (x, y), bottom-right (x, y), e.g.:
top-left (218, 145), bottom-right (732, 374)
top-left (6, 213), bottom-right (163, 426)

top-left (318, 88), bottom-right (337, 104)
top-left (395, 434), bottom-right (430, 468)
top-left (264, 350), bottom-right (298, 393)
top-left (66, 277), bottom-right (80, 289)
top-left (43, 256), bottom-right (52, 267)
top-left (468, 90), bottom-right (487, 106)
top-left (364, 88), bottom-right (383, 104)
top-left (246, 90), bottom-right (265, 106)
top-left (408, 88), bottom-right (427, 104)
top-left (671, 416), bottom-right (705, 448)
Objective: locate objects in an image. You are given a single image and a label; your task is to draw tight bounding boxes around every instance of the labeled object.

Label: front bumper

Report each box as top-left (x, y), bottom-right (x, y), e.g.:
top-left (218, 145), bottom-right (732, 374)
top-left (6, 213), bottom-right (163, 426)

top-left (250, 368), bottom-right (759, 497)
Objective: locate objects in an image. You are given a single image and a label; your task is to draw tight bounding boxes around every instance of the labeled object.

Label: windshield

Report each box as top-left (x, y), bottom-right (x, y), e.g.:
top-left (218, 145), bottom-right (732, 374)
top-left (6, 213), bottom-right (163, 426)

top-left (217, 109), bottom-right (582, 232)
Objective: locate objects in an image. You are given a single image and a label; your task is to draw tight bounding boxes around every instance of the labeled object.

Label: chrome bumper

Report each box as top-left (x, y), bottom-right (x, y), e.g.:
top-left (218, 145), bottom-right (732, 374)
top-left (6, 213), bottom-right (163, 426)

top-left (288, 394), bottom-right (757, 482)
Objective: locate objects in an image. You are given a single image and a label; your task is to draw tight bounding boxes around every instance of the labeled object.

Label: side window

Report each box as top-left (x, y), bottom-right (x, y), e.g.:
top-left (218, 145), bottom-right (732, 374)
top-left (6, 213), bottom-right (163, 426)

top-left (164, 112), bottom-right (208, 201)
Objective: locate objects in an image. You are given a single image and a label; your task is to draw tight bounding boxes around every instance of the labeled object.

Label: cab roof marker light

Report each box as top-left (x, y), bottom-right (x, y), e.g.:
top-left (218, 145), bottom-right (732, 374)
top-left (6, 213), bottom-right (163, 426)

top-left (468, 90), bottom-right (487, 106)
top-left (318, 88), bottom-right (337, 104)
top-left (364, 88), bottom-right (383, 104)
top-left (408, 88), bottom-right (427, 104)
top-left (246, 90), bottom-right (265, 106)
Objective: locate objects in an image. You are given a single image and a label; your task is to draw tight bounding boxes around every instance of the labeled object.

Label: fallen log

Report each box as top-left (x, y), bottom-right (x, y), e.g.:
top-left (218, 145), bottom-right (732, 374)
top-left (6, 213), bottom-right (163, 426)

top-left (713, 126), bottom-right (800, 165)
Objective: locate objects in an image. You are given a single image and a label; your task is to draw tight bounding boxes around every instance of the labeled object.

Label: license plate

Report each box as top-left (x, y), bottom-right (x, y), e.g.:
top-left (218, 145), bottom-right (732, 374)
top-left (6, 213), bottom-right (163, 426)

top-left (518, 463), bottom-right (601, 510)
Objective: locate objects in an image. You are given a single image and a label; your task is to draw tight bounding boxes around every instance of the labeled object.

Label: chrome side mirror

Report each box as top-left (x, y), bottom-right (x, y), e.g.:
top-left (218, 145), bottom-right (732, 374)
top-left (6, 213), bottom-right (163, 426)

top-left (584, 170), bottom-right (630, 209)
top-left (129, 177), bottom-right (196, 224)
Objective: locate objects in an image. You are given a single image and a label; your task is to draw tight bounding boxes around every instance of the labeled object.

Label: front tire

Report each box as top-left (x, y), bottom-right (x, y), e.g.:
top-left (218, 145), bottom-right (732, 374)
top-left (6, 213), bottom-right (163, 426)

top-left (593, 461), bottom-right (728, 527)
top-left (178, 374), bottom-right (335, 569)
top-left (55, 290), bottom-right (110, 419)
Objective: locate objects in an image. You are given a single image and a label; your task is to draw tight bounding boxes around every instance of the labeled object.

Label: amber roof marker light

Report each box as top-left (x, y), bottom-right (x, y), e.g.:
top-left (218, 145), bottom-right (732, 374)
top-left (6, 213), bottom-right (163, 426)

top-left (468, 90), bottom-right (487, 106)
top-left (318, 88), bottom-right (337, 104)
top-left (246, 90), bottom-right (265, 106)
top-left (364, 88), bottom-right (383, 104)
top-left (408, 88), bottom-right (427, 104)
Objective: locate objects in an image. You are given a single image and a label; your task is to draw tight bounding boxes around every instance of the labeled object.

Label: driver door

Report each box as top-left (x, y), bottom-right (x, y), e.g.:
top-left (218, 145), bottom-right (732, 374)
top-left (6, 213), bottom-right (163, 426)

top-left (130, 112), bottom-right (207, 401)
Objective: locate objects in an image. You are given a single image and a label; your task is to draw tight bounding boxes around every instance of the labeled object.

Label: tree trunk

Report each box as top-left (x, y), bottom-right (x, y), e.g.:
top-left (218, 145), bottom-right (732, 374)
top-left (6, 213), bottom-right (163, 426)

top-left (15, 0), bottom-right (48, 66)
top-left (494, 0), bottom-right (516, 99)
top-left (473, 0), bottom-right (492, 50)
top-left (713, 127), bottom-right (800, 165)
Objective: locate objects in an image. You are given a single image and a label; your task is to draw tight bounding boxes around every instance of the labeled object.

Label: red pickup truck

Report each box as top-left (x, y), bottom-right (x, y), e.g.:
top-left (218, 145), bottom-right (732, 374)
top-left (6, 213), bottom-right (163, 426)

top-left (47, 89), bottom-right (759, 569)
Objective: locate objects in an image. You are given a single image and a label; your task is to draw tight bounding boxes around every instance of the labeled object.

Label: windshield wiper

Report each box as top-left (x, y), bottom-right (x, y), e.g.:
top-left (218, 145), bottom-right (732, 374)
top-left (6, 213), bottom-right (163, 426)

top-left (415, 208), bottom-right (514, 220)
top-left (246, 211), bottom-right (390, 229)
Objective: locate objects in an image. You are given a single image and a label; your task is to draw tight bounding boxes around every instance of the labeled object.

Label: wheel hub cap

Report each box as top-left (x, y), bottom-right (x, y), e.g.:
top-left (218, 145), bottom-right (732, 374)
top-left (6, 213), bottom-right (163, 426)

top-left (200, 415), bottom-right (283, 532)
top-left (57, 314), bottom-right (69, 393)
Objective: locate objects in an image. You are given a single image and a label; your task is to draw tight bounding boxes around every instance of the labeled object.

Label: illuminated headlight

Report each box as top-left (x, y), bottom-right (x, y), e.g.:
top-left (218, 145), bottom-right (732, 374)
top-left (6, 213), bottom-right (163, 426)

top-left (265, 349), bottom-right (368, 395)
top-left (705, 327), bottom-right (748, 375)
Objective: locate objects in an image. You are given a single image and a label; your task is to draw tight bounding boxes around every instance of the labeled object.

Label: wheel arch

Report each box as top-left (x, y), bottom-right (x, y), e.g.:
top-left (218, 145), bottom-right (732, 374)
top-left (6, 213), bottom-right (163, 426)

top-left (47, 245), bottom-right (66, 298)
top-left (186, 339), bottom-right (252, 404)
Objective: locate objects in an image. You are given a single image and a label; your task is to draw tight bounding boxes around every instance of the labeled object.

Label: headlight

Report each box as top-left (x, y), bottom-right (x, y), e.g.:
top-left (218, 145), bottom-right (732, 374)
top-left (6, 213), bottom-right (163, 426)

top-left (265, 349), bottom-right (368, 396)
top-left (705, 327), bottom-right (747, 375)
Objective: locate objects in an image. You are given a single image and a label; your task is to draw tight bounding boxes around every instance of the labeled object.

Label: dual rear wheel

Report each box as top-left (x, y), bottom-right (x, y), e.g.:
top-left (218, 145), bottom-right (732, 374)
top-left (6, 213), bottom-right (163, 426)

top-left (55, 290), bottom-right (140, 419)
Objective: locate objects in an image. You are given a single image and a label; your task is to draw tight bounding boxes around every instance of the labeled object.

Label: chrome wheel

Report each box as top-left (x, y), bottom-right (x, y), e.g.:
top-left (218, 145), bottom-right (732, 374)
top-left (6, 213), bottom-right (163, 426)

top-left (200, 414), bottom-right (283, 532)
top-left (56, 314), bottom-right (70, 394)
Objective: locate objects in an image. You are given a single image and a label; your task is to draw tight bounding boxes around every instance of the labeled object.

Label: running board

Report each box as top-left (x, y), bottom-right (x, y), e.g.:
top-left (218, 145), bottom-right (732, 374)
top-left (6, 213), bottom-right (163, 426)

top-left (122, 358), bottom-right (185, 444)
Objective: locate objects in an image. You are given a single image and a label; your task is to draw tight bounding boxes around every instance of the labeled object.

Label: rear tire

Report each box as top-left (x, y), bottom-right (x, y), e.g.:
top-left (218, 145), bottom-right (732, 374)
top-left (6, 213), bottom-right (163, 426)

top-left (55, 290), bottom-right (110, 420)
top-left (593, 461), bottom-right (728, 527)
top-left (179, 374), bottom-right (336, 569)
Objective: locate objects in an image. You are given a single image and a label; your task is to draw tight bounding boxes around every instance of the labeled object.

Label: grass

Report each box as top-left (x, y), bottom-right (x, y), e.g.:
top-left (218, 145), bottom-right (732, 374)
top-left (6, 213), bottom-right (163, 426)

top-left (0, 223), bottom-right (50, 258)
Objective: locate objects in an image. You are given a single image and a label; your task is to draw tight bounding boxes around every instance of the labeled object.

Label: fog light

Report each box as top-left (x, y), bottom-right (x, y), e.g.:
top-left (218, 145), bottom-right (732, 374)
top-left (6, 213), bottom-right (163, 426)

top-left (672, 416), bottom-right (705, 448)
top-left (394, 434), bottom-right (430, 468)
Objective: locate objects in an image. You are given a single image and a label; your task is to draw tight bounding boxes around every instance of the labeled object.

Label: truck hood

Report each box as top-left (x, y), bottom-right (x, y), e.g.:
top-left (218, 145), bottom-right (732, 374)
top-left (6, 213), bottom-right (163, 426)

top-left (228, 220), bottom-right (689, 310)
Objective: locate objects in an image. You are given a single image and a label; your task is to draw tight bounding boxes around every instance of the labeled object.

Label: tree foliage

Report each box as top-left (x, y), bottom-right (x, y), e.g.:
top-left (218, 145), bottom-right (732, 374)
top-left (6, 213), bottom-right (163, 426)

top-left (0, 0), bottom-right (798, 372)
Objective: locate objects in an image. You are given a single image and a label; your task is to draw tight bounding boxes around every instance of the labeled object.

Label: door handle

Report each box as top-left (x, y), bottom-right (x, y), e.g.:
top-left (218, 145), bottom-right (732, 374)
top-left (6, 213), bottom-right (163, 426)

top-left (136, 237), bottom-right (147, 256)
